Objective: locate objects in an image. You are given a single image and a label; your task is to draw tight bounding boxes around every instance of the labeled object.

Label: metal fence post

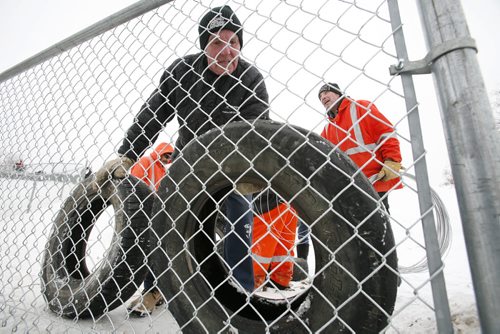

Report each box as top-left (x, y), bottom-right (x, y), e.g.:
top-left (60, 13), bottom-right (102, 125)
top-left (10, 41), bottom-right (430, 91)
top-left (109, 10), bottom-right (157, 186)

top-left (387, 1), bottom-right (453, 332)
top-left (416, 0), bottom-right (500, 332)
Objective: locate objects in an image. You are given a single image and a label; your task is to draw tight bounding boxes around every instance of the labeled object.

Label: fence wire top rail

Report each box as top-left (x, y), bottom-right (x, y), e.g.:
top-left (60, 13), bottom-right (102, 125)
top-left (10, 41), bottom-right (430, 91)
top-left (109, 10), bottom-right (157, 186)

top-left (0, 0), bottom-right (173, 83)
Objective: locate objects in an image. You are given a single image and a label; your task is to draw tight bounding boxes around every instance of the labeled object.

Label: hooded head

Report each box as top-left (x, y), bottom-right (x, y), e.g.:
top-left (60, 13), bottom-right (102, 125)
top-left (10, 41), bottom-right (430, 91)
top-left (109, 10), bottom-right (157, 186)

top-left (199, 6), bottom-right (243, 51)
top-left (152, 142), bottom-right (174, 163)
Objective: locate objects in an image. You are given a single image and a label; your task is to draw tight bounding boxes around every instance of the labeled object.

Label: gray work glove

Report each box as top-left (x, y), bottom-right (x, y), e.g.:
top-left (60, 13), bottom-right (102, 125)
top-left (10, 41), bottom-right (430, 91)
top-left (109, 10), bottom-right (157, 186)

top-left (92, 155), bottom-right (135, 190)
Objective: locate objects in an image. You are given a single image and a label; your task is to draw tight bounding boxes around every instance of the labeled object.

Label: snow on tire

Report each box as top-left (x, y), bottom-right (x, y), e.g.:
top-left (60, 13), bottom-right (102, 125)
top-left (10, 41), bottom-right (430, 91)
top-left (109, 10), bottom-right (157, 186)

top-left (152, 120), bottom-right (398, 333)
top-left (41, 176), bottom-right (154, 319)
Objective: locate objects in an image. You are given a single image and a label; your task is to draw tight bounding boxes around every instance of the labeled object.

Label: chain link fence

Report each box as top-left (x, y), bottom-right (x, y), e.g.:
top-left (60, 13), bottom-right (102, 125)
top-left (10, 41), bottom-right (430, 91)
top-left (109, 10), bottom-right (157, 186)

top-left (2, 0), bottom-right (495, 332)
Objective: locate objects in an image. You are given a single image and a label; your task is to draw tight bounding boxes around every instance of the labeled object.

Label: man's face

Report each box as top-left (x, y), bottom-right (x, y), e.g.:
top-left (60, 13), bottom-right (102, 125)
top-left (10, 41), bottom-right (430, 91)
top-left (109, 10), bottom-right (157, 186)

top-left (205, 29), bottom-right (240, 75)
top-left (160, 153), bottom-right (172, 164)
top-left (320, 91), bottom-right (342, 114)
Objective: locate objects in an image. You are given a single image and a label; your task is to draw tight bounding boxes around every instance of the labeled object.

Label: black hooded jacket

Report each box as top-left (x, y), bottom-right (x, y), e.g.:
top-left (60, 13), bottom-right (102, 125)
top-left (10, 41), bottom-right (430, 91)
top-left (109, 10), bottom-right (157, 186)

top-left (118, 52), bottom-right (270, 160)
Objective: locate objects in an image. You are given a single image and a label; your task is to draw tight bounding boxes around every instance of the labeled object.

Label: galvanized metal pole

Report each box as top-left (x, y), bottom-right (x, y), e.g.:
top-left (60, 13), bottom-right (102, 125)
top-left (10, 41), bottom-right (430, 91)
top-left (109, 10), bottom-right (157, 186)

top-left (387, 1), bottom-right (453, 332)
top-left (416, 0), bottom-right (500, 332)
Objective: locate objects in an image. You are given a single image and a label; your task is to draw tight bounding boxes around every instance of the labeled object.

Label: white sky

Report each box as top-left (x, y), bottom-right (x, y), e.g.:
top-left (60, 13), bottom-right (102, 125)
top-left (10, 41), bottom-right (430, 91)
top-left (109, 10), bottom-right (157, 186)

top-left (0, 0), bottom-right (498, 90)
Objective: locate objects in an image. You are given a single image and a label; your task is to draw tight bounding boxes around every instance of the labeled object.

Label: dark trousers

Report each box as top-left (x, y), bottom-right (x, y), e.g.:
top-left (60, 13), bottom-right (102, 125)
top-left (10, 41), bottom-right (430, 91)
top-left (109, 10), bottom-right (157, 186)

top-left (144, 192), bottom-right (255, 292)
top-left (223, 192), bottom-right (255, 292)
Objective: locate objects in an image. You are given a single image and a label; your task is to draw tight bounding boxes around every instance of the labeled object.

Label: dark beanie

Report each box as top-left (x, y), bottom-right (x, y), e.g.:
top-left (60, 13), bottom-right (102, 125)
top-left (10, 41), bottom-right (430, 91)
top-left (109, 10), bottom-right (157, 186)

top-left (199, 6), bottom-right (243, 51)
top-left (318, 82), bottom-right (342, 99)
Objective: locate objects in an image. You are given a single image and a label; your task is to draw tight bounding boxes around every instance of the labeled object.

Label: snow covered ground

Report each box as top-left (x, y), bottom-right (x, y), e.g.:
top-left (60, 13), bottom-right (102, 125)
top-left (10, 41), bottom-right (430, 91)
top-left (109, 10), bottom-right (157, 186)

top-left (0, 176), bottom-right (480, 333)
top-left (388, 184), bottom-right (480, 333)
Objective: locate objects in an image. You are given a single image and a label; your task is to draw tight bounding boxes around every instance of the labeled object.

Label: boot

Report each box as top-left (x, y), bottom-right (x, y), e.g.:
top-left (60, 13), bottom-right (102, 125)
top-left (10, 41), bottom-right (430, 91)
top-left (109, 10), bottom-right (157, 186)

top-left (297, 243), bottom-right (309, 260)
top-left (128, 288), bottom-right (165, 317)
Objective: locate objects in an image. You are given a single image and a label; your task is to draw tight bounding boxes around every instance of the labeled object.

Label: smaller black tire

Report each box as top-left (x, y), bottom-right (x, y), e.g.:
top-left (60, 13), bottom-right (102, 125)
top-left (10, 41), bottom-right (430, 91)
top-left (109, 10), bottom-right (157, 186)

top-left (41, 176), bottom-right (155, 319)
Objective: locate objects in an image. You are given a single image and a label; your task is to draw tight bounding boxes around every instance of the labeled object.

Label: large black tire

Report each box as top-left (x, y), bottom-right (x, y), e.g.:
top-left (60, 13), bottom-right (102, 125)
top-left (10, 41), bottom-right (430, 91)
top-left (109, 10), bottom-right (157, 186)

top-left (41, 176), bottom-right (155, 319)
top-left (153, 120), bottom-right (398, 333)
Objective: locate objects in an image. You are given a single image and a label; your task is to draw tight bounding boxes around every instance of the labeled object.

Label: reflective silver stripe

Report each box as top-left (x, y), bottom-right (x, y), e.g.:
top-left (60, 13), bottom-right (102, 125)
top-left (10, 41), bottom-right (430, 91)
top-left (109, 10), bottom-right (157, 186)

top-left (347, 101), bottom-right (395, 157)
top-left (344, 143), bottom-right (377, 156)
top-left (328, 101), bottom-right (387, 158)
top-left (271, 255), bottom-right (292, 262)
top-left (377, 131), bottom-right (396, 144)
top-left (350, 102), bottom-right (365, 146)
top-left (147, 156), bottom-right (156, 190)
top-left (252, 253), bottom-right (272, 264)
top-left (252, 253), bottom-right (293, 264)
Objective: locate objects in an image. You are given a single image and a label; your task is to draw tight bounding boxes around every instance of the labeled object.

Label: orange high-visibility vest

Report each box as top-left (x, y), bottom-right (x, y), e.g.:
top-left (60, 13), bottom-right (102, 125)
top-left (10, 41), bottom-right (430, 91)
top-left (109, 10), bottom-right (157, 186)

top-left (130, 142), bottom-right (174, 190)
top-left (321, 98), bottom-right (402, 193)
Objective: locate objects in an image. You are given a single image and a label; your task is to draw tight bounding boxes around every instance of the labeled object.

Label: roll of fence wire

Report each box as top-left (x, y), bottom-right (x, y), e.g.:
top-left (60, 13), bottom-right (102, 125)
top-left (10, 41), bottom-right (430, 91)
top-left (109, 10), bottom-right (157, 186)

top-left (398, 173), bottom-right (452, 274)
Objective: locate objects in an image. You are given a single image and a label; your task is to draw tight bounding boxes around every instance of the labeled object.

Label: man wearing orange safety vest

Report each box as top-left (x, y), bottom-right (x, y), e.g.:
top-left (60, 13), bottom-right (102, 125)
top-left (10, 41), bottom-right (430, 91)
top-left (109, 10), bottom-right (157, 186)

top-left (130, 142), bottom-right (174, 191)
top-left (319, 83), bottom-right (403, 212)
top-left (252, 190), bottom-right (298, 290)
top-left (127, 142), bottom-right (173, 317)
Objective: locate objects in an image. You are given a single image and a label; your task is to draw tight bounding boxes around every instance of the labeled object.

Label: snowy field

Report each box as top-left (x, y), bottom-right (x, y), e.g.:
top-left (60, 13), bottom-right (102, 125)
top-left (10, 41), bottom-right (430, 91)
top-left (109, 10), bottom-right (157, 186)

top-left (0, 175), bottom-right (480, 333)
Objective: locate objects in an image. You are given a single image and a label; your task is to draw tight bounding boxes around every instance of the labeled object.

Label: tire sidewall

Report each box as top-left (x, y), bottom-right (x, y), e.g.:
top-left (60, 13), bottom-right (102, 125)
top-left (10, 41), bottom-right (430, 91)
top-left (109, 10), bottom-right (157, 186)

top-left (41, 176), bottom-right (154, 318)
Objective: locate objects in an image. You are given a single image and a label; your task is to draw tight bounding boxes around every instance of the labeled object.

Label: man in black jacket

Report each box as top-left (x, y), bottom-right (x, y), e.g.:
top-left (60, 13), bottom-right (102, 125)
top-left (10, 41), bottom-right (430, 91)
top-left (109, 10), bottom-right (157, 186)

top-left (94, 5), bottom-right (270, 316)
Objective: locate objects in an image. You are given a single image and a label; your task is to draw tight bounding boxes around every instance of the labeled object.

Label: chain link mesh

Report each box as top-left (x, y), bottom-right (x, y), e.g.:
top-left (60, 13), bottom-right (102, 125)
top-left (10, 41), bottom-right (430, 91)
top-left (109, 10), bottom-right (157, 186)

top-left (0, 0), bottom-right (449, 332)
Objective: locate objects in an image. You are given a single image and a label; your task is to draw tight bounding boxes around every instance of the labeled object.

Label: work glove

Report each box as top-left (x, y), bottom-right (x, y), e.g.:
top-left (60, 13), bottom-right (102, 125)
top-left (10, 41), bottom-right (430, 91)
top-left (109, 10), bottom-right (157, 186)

top-left (92, 155), bottom-right (135, 190)
top-left (376, 160), bottom-right (402, 182)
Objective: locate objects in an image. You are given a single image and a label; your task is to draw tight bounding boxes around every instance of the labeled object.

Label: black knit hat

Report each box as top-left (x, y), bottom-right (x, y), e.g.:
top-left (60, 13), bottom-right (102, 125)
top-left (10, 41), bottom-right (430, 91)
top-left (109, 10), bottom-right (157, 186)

top-left (318, 82), bottom-right (342, 99)
top-left (199, 6), bottom-right (243, 51)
